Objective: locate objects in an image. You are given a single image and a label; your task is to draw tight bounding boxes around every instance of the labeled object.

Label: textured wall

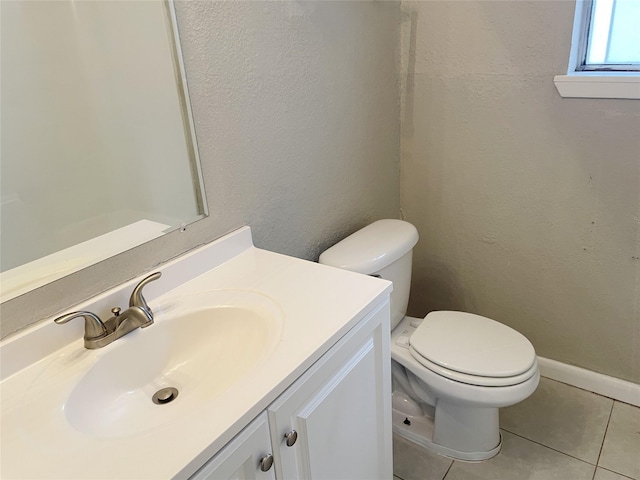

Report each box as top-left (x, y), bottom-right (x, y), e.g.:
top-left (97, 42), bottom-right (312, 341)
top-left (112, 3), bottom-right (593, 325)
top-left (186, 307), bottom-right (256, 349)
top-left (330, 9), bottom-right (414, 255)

top-left (400, 1), bottom-right (640, 382)
top-left (175, 0), bottom-right (400, 259)
top-left (1, 1), bottom-right (400, 336)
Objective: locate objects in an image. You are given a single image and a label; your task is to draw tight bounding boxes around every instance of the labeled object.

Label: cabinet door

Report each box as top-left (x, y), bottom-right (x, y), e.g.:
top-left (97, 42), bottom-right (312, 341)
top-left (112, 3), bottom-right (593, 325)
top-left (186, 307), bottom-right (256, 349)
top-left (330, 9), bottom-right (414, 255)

top-left (268, 304), bottom-right (392, 480)
top-left (190, 413), bottom-right (276, 480)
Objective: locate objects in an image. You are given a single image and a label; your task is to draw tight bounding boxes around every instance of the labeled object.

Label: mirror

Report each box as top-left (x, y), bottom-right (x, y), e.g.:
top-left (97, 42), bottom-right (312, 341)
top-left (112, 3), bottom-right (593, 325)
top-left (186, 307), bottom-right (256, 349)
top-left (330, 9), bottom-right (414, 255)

top-left (0, 0), bottom-right (207, 302)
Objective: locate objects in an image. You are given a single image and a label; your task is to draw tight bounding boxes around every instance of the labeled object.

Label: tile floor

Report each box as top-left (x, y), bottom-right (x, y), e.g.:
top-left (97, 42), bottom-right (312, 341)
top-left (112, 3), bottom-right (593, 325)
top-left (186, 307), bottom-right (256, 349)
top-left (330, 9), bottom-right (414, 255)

top-left (393, 377), bottom-right (640, 480)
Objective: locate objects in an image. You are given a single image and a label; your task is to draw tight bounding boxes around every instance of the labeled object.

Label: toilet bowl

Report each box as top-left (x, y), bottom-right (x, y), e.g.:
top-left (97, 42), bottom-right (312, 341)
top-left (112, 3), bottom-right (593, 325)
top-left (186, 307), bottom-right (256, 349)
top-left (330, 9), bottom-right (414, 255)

top-left (319, 219), bottom-right (539, 461)
top-left (391, 315), bottom-right (539, 460)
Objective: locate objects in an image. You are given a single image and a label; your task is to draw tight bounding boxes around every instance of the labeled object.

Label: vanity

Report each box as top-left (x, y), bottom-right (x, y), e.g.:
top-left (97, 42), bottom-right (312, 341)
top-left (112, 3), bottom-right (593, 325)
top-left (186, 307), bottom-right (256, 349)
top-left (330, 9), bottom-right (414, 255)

top-left (0, 227), bottom-right (393, 479)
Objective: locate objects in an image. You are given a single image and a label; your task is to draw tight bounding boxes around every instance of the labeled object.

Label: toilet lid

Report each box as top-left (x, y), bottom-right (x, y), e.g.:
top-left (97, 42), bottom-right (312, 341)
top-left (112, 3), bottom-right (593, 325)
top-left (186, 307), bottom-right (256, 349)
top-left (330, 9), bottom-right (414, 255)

top-left (409, 311), bottom-right (536, 378)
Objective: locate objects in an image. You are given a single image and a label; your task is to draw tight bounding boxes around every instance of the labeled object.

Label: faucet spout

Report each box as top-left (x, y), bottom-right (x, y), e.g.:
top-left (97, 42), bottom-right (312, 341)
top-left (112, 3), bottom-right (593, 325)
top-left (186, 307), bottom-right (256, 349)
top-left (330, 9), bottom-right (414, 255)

top-left (114, 305), bottom-right (154, 330)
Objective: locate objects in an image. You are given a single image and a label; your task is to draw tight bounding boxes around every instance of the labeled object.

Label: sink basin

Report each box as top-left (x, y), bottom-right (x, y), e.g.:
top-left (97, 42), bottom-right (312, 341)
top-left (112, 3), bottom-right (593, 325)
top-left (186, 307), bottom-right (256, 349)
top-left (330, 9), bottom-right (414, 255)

top-left (30, 290), bottom-right (283, 438)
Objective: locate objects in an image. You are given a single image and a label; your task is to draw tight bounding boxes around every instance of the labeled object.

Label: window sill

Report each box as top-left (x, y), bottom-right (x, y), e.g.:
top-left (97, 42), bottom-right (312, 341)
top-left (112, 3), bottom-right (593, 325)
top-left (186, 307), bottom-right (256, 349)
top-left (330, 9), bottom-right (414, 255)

top-left (553, 74), bottom-right (640, 99)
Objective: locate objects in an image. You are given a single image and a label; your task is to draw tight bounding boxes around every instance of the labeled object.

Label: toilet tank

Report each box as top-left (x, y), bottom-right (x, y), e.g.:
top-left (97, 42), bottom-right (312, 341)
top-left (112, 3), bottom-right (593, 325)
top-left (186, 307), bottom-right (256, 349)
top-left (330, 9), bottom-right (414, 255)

top-left (319, 219), bottom-right (419, 329)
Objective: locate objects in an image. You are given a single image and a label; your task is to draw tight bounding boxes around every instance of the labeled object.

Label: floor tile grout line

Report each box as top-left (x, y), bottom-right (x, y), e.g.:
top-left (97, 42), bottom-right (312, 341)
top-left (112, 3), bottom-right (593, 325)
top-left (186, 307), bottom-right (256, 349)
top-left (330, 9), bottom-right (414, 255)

top-left (499, 428), bottom-right (600, 467)
top-left (441, 460), bottom-right (454, 480)
top-left (591, 400), bottom-right (615, 480)
top-left (597, 466), bottom-right (637, 480)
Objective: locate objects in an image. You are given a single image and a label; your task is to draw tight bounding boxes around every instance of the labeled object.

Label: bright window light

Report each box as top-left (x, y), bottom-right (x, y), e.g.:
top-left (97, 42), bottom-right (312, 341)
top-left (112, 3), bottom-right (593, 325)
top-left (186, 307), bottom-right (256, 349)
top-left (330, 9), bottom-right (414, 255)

top-left (582, 0), bottom-right (640, 69)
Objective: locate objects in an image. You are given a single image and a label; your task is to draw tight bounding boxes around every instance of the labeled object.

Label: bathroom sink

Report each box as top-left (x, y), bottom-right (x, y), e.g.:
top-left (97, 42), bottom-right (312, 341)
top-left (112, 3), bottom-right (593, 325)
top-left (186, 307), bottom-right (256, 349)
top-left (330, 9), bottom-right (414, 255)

top-left (27, 290), bottom-right (283, 438)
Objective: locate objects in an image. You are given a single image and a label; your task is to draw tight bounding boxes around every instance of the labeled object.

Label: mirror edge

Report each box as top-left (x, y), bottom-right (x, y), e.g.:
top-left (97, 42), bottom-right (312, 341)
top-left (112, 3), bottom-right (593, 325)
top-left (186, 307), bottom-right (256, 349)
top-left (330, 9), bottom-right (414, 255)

top-left (166, 0), bottom-right (208, 218)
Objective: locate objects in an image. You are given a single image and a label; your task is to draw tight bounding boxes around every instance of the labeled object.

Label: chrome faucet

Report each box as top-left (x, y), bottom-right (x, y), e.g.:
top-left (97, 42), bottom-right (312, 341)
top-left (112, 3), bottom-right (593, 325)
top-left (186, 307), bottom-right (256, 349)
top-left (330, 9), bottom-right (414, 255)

top-left (54, 272), bottom-right (162, 349)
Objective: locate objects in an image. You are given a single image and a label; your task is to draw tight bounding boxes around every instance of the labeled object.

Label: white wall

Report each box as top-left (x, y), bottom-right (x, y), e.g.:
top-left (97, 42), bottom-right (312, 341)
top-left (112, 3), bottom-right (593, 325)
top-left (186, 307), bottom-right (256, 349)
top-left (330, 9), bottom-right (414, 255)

top-left (400, 1), bottom-right (640, 383)
top-left (1, 1), bottom-right (401, 336)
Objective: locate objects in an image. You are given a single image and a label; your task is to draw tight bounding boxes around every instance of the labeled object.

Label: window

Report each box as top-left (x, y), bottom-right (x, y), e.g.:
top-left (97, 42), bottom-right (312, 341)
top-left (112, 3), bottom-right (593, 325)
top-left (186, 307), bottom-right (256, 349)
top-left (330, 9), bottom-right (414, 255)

top-left (580, 0), bottom-right (640, 71)
top-left (554, 0), bottom-right (640, 99)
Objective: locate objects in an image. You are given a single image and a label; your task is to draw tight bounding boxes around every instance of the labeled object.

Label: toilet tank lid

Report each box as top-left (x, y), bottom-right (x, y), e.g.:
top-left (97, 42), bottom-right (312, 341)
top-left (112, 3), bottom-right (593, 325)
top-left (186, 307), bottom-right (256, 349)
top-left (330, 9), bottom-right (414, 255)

top-left (319, 219), bottom-right (419, 274)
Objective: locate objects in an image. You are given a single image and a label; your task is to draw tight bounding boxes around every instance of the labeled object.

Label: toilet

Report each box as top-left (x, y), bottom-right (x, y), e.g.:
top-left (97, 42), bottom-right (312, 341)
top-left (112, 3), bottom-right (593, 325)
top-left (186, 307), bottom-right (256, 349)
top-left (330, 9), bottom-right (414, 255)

top-left (319, 219), bottom-right (539, 461)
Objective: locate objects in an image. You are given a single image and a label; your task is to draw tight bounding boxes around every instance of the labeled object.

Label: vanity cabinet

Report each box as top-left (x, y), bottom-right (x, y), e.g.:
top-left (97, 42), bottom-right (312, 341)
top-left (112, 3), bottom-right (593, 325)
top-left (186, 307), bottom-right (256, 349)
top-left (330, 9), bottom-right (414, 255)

top-left (191, 413), bottom-right (275, 480)
top-left (190, 302), bottom-right (392, 480)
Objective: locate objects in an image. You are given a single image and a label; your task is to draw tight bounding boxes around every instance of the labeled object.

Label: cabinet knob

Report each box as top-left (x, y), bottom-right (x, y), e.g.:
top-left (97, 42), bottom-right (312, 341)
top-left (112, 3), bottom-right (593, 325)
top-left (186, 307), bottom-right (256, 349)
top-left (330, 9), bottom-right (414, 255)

top-left (259, 453), bottom-right (274, 472)
top-left (284, 430), bottom-right (298, 447)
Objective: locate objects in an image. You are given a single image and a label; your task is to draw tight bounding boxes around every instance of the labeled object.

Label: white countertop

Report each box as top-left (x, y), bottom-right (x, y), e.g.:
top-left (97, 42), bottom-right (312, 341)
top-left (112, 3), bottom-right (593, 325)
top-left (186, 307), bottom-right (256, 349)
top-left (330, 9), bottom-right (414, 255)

top-left (0, 227), bottom-right (391, 479)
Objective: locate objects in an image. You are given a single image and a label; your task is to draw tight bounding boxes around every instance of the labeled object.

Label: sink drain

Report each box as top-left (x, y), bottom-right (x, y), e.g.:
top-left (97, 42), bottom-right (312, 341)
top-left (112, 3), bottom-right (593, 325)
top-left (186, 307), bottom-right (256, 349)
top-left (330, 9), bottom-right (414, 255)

top-left (152, 387), bottom-right (179, 405)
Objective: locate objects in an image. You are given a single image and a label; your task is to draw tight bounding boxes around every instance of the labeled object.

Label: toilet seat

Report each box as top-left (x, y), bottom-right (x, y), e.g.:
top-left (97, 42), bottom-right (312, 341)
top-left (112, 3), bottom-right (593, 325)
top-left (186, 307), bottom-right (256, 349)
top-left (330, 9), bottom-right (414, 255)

top-left (408, 347), bottom-right (538, 386)
top-left (409, 311), bottom-right (537, 387)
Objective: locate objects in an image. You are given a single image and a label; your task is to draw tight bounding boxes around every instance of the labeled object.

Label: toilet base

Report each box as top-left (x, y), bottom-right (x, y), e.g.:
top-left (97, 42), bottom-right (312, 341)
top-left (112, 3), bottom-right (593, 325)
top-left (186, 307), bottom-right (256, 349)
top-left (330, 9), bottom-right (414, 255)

top-left (392, 394), bottom-right (502, 461)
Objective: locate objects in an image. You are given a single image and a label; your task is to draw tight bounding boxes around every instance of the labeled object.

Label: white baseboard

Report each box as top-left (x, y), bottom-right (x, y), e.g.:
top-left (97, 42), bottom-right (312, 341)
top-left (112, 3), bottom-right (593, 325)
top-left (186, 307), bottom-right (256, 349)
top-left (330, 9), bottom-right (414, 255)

top-left (538, 357), bottom-right (640, 407)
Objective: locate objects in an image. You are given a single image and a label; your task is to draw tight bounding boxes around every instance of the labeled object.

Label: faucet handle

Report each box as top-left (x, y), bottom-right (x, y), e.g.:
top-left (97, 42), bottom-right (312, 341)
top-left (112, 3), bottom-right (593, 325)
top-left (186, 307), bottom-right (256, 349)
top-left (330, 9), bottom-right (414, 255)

top-left (54, 311), bottom-right (107, 340)
top-left (129, 272), bottom-right (162, 314)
